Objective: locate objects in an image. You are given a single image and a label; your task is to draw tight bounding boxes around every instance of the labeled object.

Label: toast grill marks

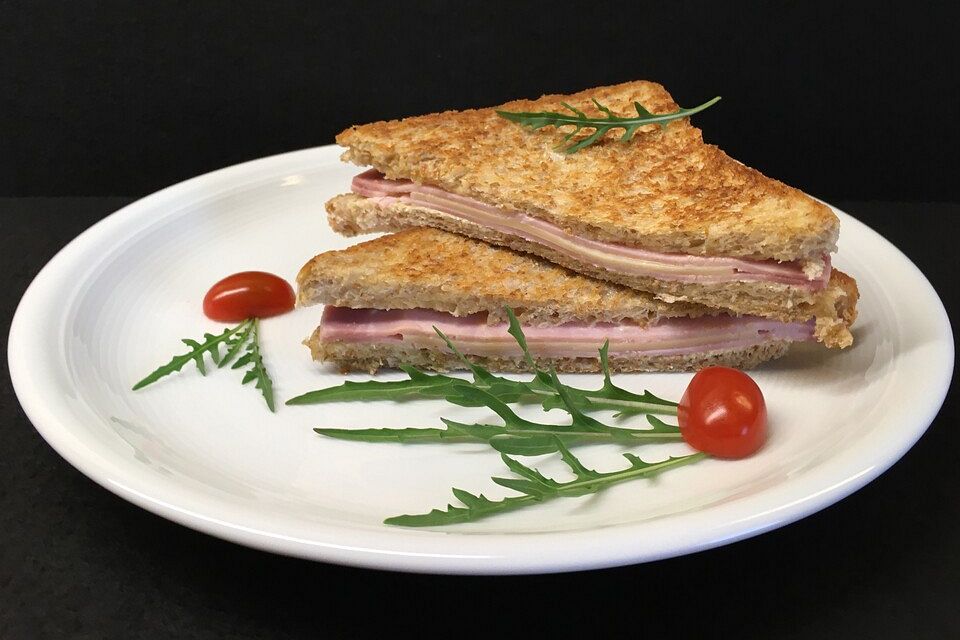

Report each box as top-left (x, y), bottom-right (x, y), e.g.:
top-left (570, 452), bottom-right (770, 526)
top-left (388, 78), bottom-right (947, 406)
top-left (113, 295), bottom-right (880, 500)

top-left (351, 170), bottom-right (831, 289)
top-left (318, 307), bottom-right (817, 359)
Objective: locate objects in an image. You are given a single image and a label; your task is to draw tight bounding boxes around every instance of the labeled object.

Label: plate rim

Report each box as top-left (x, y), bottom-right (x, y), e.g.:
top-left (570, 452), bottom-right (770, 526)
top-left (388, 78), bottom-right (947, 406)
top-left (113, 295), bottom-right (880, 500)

top-left (8, 144), bottom-right (955, 575)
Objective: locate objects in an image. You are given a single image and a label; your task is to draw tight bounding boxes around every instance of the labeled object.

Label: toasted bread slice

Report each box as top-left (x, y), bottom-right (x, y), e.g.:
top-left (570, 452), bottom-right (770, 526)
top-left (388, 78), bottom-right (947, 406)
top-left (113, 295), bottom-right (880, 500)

top-left (298, 227), bottom-right (711, 327)
top-left (297, 228), bottom-right (858, 352)
top-left (334, 81), bottom-right (838, 262)
top-left (328, 192), bottom-right (840, 317)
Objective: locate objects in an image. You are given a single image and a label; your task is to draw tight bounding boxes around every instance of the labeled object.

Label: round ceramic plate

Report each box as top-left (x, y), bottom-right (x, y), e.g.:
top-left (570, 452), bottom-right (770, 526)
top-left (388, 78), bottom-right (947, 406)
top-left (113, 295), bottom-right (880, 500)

top-left (9, 146), bottom-right (954, 575)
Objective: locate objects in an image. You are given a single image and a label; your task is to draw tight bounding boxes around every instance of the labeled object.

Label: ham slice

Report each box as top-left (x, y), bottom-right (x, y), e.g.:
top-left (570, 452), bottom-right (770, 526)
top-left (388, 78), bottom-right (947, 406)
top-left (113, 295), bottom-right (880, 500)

top-left (319, 307), bottom-right (816, 358)
top-left (351, 169), bottom-right (830, 289)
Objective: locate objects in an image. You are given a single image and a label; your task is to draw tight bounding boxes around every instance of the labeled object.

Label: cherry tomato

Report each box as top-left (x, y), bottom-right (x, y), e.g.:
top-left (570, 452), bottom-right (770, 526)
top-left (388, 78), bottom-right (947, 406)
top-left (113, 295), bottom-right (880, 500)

top-left (202, 271), bottom-right (295, 322)
top-left (676, 367), bottom-right (767, 458)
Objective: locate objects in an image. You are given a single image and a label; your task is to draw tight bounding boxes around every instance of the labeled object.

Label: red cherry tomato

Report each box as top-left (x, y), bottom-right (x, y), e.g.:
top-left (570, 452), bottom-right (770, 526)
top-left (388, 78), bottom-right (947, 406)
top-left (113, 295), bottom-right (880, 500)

top-left (677, 367), bottom-right (767, 458)
top-left (202, 271), bottom-right (295, 322)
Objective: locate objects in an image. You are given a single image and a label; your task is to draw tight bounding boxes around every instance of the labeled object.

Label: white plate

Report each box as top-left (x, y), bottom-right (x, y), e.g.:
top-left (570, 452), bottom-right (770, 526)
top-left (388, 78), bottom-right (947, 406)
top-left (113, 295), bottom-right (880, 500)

top-left (8, 146), bottom-right (954, 575)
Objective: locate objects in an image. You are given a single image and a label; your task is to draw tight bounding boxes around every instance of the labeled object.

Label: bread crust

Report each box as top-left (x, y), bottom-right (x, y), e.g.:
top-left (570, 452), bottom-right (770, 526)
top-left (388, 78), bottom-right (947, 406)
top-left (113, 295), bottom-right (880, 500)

top-left (306, 334), bottom-right (795, 374)
top-left (335, 80), bottom-right (838, 261)
top-left (298, 227), bottom-right (858, 348)
top-left (298, 226), bottom-right (711, 326)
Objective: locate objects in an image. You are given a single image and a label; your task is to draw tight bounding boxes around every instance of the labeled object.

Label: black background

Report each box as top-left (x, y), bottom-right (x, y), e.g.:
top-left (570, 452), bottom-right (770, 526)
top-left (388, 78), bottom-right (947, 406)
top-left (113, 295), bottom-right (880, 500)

top-left (2, 1), bottom-right (958, 199)
top-left (3, 2), bottom-right (959, 639)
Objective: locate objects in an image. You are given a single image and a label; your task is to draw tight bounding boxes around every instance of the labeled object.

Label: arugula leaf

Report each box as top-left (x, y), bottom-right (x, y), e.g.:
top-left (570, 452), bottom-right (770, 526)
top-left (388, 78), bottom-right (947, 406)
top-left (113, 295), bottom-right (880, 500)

top-left (231, 318), bottom-right (276, 411)
top-left (287, 366), bottom-right (468, 405)
top-left (502, 309), bottom-right (676, 416)
top-left (433, 325), bottom-right (500, 386)
top-left (645, 414), bottom-right (680, 432)
top-left (540, 342), bottom-right (677, 416)
top-left (385, 440), bottom-right (707, 526)
top-left (287, 309), bottom-right (677, 418)
top-left (133, 317), bottom-right (277, 411)
top-left (298, 305), bottom-right (707, 527)
top-left (286, 315), bottom-right (548, 407)
top-left (315, 422), bottom-right (504, 444)
top-left (314, 381), bottom-right (681, 453)
top-left (132, 319), bottom-right (252, 390)
top-left (496, 96), bottom-right (721, 153)
top-left (503, 307), bottom-right (569, 395)
top-left (219, 322), bottom-right (254, 369)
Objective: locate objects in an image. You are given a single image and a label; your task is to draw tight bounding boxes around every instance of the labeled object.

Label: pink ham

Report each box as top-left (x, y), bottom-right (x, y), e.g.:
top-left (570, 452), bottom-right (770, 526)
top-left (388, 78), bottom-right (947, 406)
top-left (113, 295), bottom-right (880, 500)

top-left (350, 169), bottom-right (831, 289)
top-left (319, 307), bottom-right (816, 358)
top-left (352, 170), bottom-right (413, 195)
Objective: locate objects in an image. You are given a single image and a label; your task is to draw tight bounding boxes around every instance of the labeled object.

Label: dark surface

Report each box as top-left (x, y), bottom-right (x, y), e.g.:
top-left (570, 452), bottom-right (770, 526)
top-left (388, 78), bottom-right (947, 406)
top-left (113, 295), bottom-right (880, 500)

top-left (2, 2), bottom-right (958, 200)
top-left (1, 197), bottom-right (956, 639)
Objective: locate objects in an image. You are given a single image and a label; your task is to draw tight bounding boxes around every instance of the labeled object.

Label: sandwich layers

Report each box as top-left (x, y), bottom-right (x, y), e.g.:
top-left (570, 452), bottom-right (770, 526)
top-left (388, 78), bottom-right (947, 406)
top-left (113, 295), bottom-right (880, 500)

top-left (326, 80), bottom-right (846, 315)
top-left (310, 307), bottom-right (813, 374)
top-left (327, 192), bottom-right (842, 320)
top-left (297, 228), bottom-right (859, 374)
top-left (315, 305), bottom-right (814, 356)
top-left (349, 169), bottom-right (830, 288)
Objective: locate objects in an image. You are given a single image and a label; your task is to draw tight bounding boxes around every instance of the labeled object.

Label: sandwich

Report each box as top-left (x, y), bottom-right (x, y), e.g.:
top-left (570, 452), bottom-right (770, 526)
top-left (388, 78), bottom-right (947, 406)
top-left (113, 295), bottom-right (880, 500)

top-left (324, 80), bottom-right (852, 332)
top-left (296, 228), bottom-right (858, 373)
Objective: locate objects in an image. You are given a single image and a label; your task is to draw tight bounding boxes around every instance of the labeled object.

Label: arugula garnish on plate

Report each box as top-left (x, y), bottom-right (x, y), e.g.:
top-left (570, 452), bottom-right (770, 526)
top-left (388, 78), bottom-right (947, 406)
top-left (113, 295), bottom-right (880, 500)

top-left (132, 305), bottom-right (763, 527)
top-left (132, 317), bottom-right (276, 411)
top-left (292, 307), bottom-right (713, 526)
top-left (386, 440), bottom-right (706, 527)
top-left (288, 308), bottom-right (677, 417)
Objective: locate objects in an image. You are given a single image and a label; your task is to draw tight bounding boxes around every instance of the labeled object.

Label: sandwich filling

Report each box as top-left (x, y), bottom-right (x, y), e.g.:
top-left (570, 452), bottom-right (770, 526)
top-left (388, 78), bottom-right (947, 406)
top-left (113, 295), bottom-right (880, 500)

top-left (319, 307), bottom-right (816, 358)
top-left (351, 169), bottom-right (831, 289)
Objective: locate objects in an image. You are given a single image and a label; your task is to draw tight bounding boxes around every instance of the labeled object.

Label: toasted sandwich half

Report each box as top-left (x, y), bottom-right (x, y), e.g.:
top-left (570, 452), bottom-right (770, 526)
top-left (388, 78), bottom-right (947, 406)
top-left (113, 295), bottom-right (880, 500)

top-left (324, 81), bottom-right (847, 322)
top-left (297, 228), bottom-right (858, 374)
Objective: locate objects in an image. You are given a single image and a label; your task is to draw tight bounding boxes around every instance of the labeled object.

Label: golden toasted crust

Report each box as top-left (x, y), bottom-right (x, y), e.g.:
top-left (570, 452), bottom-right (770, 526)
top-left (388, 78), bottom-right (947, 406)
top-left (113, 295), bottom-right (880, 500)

top-left (296, 228), bottom-right (858, 348)
top-left (335, 81), bottom-right (838, 261)
top-left (297, 227), bottom-right (710, 326)
top-left (812, 270), bottom-right (859, 349)
top-left (306, 334), bottom-right (795, 374)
